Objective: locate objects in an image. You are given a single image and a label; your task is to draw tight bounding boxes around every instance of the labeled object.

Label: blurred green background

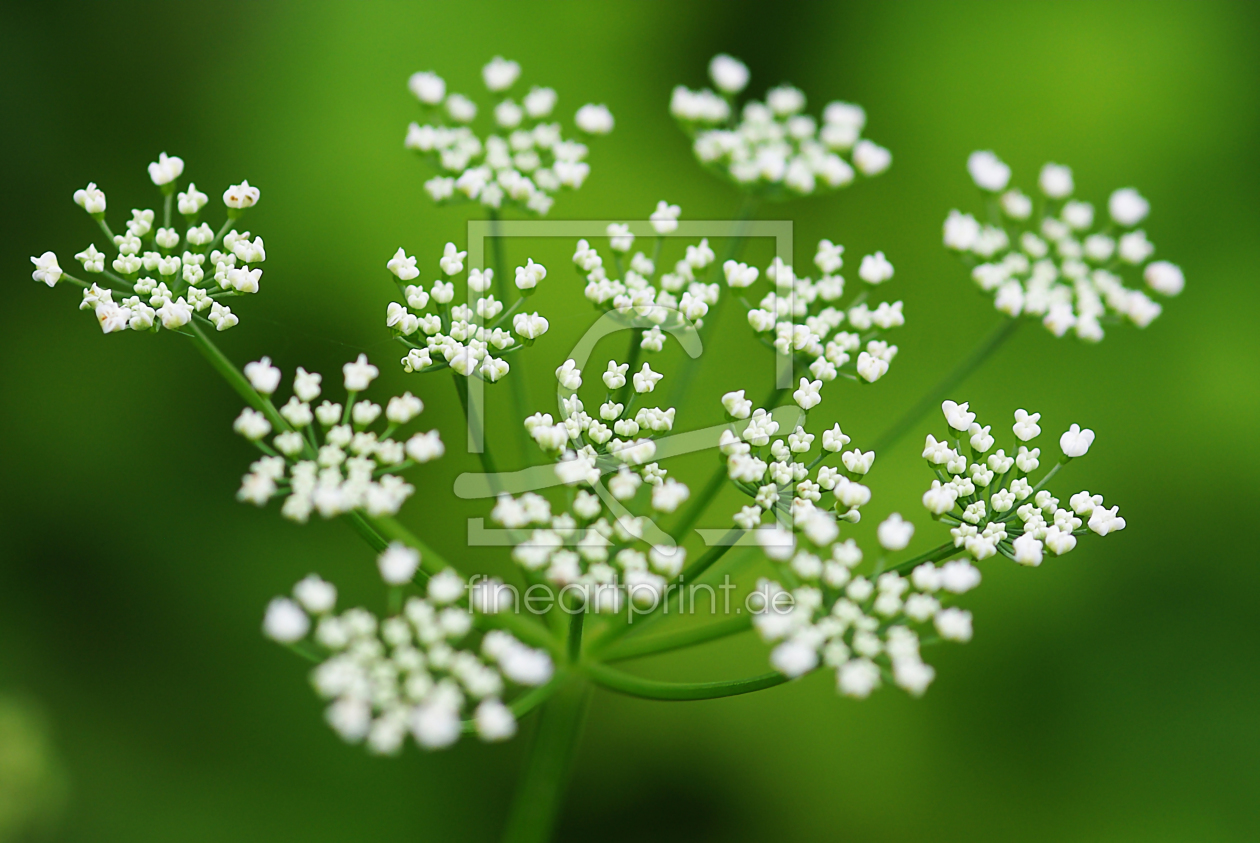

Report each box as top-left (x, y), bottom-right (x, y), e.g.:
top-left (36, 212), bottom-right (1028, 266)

top-left (3, 1), bottom-right (1258, 840)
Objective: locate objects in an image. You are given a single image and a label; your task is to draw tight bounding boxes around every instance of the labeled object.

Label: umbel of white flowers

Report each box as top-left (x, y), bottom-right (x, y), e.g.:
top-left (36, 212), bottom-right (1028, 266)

top-left (709, 378), bottom-right (972, 698)
top-left (384, 243), bottom-right (550, 379)
top-left (719, 389), bottom-right (1124, 699)
top-left (944, 150), bottom-right (1184, 341)
top-left (739, 238), bottom-right (904, 390)
top-left (476, 355), bottom-right (692, 612)
top-left (31, 154), bottom-right (262, 334)
top-left (671, 53), bottom-right (892, 198)
top-left (405, 57), bottom-right (613, 216)
top-left (234, 354), bottom-right (444, 522)
top-left (263, 559), bottom-right (554, 753)
top-left (568, 202), bottom-right (904, 383)
top-left (920, 400), bottom-right (1124, 564)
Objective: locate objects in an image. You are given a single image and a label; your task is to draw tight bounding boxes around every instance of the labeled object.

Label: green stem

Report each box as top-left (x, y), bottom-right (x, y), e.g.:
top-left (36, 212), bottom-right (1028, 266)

top-left (664, 195), bottom-right (760, 408)
top-left (500, 677), bottom-right (591, 843)
top-left (589, 532), bottom-right (742, 654)
top-left (1032, 461), bottom-right (1064, 494)
top-left (488, 208), bottom-right (532, 458)
top-left (184, 321), bottom-right (286, 431)
top-left (461, 674), bottom-right (563, 734)
top-left (583, 663), bottom-right (787, 701)
top-left (362, 513), bottom-right (453, 572)
top-left (612, 329), bottom-right (640, 407)
top-left (670, 457), bottom-right (729, 540)
top-left (602, 614), bottom-right (752, 662)
top-left (475, 611), bottom-right (561, 657)
top-left (344, 510), bottom-right (389, 553)
top-left (871, 316), bottom-right (1021, 453)
top-left (567, 606), bottom-right (584, 663)
top-left (888, 540), bottom-right (959, 575)
top-left (670, 383), bottom-right (789, 539)
top-left (453, 371), bottom-right (501, 488)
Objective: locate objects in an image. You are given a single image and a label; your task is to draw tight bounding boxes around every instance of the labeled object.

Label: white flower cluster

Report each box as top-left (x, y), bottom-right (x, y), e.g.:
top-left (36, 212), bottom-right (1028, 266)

top-left (234, 354), bottom-right (444, 522)
top-left (920, 400), bottom-right (1125, 565)
top-left (387, 244), bottom-right (550, 379)
top-left (944, 151), bottom-right (1184, 341)
top-left (31, 154), bottom-right (262, 335)
top-left (571, 202), bottom-right (720, 348)
top-left (405, 57), bottom-right (613, 216)
top-left (740, 239), bottom-right (905, 388)
top-left (671, 54), bottom-right (891, 198)
top-left (748, 508), bottom-right (981, 699)
top-left (262, 563), bottom-right (553, 753)
top-left (483, 359), bottom-right (691, 611)
top-left (719, 391), bottom-right (875, 532)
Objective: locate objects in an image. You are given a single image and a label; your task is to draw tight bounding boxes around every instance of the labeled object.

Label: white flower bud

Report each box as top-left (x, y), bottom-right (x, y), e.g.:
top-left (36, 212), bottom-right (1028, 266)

top-left (967, 150), bottom-right (1010, 192)
top-left (708, 53), bottom-right (750, 94)
top-left (73, 182), bottom-right (107, 214)
top-left (482, 56), bottom-right (520, 92)
top-left (1038, 163), bottom-right (1074, 198)
top-left (575, 104), bottom-right (614, 135)
top-left (1109, 188), bottom-right (1149, 227)
top-left (223, 180), bottom-right (260, 210)
top-left (148, 152), bottom-right (184, 186)
top-left (1059, 424), bottom-right (1095, 458)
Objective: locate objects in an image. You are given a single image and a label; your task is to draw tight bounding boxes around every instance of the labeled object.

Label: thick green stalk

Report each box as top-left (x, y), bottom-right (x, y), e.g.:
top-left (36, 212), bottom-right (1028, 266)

top-left (453, 371), bottom-right (501, 488)
top-left (871, 316), bottom-right (1021, 453)
top-left (669, 457), bottom-right (729, 541)
top-left (602, 614), bottom-right (752, 662)
top-left (344, 511), bottom-right (389, 553)
top-left (588, 532), bottom-right (742, 654)
top-left (583, 663), bottom-right (786, 701)
top-left (488, 208), bottom-right (531, 459)
top-left (184, 322), bottom-right (286, 431)
top-left (500, 677), bottom-right (592, 843)
top-left (567, 606), bottom-right (585, 663)
top-left (888, 540), bottom-right (959, 575)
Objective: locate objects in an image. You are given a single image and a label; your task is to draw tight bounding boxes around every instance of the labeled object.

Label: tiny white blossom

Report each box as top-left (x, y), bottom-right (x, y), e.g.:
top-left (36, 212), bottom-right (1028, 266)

top-left (632, 363), bottom-right (663, 394)
top-left (877, 513), bottom-right (914, 551)
top-left (483, 56), bottom-right (521, 91)
top-left (793, 378), bottom-right (822, 410)
top-left (409, 71), bottom-right (446, 104)
top-left (176, 183), bottom-right (209, 215)
top-left (556, 359), bottom-right (583, 390)
top-left (650, 201), bottom-right (680, 234)
top-left (378, 542), bottom-right (421, 585)
top-left (439, 242), bottom-right (466, 276)
top-left (1059, 424), bottom-right (1095, 458)
top-left (967, 151), bottom-right (1010, 192)
top-left (30, 252), bottom-right (62, 287)
top-left (148, 152), bottom-right (185, 186)
top-left (1039, 163), bottom-right (1074, 198)
top-left (343, 354), bottom-right (380, 392)
top-left (223, 180), bottom-right (260, 210)
top-left (575, 104), bottom-right (614, 135)
top-left (244, 357), bottom-right (282, 395)
top-left (73, 182), bottom-right (107, 214)
top-left (709, 54), bottom-right (750, 94)
top-left (1109, 188), bottom-right (1149, 227)
top-left (1013, 409), bottom-right (1041, 441)
top-left (858, 251), bottom-right (894, 284)
top-left (387, 248), bottom-right (421, 281)
top-left (263, 598), bottom-right (309, 642)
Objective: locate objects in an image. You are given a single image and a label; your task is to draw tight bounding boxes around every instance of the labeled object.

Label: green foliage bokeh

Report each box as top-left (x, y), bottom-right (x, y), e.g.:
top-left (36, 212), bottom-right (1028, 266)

top-left (1, 1), bottom-right (1258, 840)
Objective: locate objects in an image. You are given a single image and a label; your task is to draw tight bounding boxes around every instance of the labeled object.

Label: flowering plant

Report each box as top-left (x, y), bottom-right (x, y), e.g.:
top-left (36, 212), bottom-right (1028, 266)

top-left (25, 53), bottom-right (1174, 843)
